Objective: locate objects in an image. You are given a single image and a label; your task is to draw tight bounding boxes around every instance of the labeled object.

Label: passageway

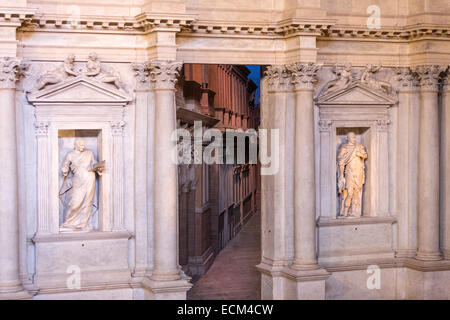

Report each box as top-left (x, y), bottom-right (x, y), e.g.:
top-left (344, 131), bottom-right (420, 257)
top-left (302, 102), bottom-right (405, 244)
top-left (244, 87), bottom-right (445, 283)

top-left (187, 211), bottom-right (261, 300)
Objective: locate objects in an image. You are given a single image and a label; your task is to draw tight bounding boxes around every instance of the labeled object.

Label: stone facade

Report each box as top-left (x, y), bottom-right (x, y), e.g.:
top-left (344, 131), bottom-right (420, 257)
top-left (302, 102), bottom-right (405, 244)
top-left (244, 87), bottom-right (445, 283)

top-left (0, 0), bottom-right (449, 300)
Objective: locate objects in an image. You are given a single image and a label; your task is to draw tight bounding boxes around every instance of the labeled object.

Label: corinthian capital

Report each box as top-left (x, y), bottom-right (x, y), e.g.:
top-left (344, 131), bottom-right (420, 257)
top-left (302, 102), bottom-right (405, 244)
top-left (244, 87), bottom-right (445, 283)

top-left (442, 68), bottom-right (450, 92)
top-left (395, 67), bottom-right (418, 91)
top-left (413, 65), bottom-right (446, 91)
top-left (0, 57), bottom-right (29, 89)
top-left (131, 62), bottom-right (151, 89)
top-left (148, 60), bottom-right (182, 90)
top-left (264, 65), bottom-right (291, 91)
top-left (289, 62), bottom-right (322, 90)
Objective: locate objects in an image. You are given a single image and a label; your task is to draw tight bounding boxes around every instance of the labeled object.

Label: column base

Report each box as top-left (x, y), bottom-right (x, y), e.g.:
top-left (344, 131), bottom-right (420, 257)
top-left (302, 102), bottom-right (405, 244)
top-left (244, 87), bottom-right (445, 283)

top-left (257, 260), bottom-right (330, 300)
top-left (443, 249), bottom-right (450, 260)
top-left (141, 277), bottom-right (192, 300)
top-left (395, 249), bottom-right (417, 259)
top-left (0, 282), bottom-right (32, 300)
top-left (415, 251), bottom-right (442, 261)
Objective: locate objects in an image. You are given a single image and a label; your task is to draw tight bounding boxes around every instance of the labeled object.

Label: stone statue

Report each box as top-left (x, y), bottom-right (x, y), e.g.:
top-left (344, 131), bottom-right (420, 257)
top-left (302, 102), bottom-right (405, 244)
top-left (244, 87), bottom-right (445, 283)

top-left (85, 52), bottom-right (101, 76)
top-left (321, 63), bottom-right (353, 95)
top-left (59, 139), bottom-right (105, 231)
top-left (337, 132), bottom-right (368, 218)
top-left (360, 64), bottom-right (393, 95)
top-left (36, 54), bottom-right (78, 90)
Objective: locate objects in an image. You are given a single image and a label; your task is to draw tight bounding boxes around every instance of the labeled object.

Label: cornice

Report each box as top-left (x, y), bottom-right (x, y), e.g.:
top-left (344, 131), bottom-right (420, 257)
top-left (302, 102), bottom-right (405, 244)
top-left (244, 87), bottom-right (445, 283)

top-left (321, 23), bottom-right (450, 41)
top-left (13, 11), bottom-right (450, 43)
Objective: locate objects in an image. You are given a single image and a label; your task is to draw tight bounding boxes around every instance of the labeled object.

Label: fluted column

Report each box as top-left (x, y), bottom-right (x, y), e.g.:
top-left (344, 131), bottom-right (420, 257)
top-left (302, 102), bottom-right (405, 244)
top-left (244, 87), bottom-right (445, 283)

top-left (149, 60), bottom-right (183, 280)
top-left (415, 65), bottom-right (445, 261)
top-left (0, 57), bottom-right (30, 299)
top-left (442, 70), bottom-right (450, 259)
top-left (395, 67), bottom-right (419, 258)
top-left (290, 63), bottom-right (322, 270)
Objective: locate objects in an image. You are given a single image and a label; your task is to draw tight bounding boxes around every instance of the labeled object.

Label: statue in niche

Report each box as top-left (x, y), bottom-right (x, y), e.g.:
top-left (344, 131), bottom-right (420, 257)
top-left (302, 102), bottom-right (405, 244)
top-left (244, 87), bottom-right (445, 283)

top-left (337, 132), bottom-right (368, 218)
top-left (36, 54), bottom-right (78, 90)
top-left (59, 139), bottom-right (105, 231)
top-left (360, 64), bottom-right (393, 95)
top-left (320, 63), bottom-right (353, 95)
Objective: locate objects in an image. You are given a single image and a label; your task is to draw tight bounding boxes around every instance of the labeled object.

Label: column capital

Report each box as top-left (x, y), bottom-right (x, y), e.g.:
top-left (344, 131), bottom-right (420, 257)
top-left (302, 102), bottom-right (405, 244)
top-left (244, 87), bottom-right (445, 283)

top-left (0, 57), bottom-right (28, 89)
top-left (131, 62), bottom-right (151, 90)
top-left (395, 67), bottom-right (419, 91)
top-left (34, 121), bottom-right (49, 137)
top-left (288, 62), bottom-right (322, 90)
top-left (413, 65), bottom-right (447, 91)
top-left (110, 121), bottom-right (125, 135)
top-left (376, 119), bottom-right (391, 132)
top-left (264, 65), bottom-right (292, 91)
top-left (442, 68), bottom-right (450, 92)
top-left (318, 120), bottom-right (332, 132)
top-left (149, 60), bottom-right (182, 90)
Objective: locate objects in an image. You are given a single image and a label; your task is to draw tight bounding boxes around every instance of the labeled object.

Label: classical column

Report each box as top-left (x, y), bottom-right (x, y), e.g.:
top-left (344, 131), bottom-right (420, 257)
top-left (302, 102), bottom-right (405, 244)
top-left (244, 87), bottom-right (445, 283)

top-left (149, 60), bottom-right (183, 280)
top-left (415, 65), bottom-right (445, 261)
top-left (395, 68), bottom-right (419, 258)
top-left (290, 63), bottom-right (322, 270)
top-left (0, 57), bottom-right (30, 299)
top-left (318, 120), bottom-right (333, 218)
top-left (442, 70), bottom-right (450, 259)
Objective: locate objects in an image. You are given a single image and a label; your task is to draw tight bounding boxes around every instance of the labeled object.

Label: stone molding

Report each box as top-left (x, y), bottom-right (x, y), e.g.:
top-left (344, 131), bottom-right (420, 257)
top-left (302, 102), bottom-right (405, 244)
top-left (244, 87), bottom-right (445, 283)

top-left (0, 57), bottom-right (29, 89)
top-left (16, 9), bottom-right (449, 42)
top-left (414, 65), bottom-right (447, 91)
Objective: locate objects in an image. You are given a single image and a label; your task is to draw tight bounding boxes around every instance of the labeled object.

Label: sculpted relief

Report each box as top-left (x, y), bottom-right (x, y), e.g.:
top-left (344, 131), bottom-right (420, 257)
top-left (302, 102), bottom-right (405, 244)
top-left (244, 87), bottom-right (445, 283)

top-left (337, 132), bottom-right (368, 218)
top-left (59, 139), bottom-right (105, 231)
top-left (35, 52), bottom-right (124, 91)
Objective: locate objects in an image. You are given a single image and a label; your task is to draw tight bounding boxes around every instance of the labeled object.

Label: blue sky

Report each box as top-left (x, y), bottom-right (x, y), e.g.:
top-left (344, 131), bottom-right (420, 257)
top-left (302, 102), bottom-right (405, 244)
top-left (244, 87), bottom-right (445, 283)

top-left (246, 65), bottom-right (260, 107)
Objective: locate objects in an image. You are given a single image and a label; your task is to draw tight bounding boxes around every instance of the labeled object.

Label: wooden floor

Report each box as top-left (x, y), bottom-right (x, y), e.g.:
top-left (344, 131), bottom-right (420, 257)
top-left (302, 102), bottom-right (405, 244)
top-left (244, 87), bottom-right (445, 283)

top-left (187, 211), bottom-right (261, 300)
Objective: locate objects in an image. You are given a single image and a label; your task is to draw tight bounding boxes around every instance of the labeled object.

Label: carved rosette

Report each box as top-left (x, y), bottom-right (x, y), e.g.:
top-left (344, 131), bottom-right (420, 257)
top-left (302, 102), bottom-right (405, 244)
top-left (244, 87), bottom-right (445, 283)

top-left (0, 57), bottom-right (29, 89)
top-left (395, 67), bottom-right (419, 91)
top-left (264, 65), bottom-right (291, 91)
top-left (34, 121), bottom-right (49, 137)
top-left (147, 60), bottom-right (182, 90)
top-left (414, 65), bottom-right (446, 91)
top-left (289, 62), bottom-right (322, 90)
top-left (110, 121), bottom-right (125, 136)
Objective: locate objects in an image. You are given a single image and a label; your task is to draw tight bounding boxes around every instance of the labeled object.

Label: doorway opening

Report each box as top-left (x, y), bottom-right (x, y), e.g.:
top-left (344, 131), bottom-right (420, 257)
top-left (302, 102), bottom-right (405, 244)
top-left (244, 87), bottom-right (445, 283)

top-left (175, 64), bottom-right (263, 299)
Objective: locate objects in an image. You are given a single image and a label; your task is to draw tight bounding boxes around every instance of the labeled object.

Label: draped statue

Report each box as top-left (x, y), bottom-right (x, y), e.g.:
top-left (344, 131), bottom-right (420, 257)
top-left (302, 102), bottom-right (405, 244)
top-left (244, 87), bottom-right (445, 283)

top-left (337, 132), bottom-right (368, 218)
top-left (59, 139), bottom-right (105, 231)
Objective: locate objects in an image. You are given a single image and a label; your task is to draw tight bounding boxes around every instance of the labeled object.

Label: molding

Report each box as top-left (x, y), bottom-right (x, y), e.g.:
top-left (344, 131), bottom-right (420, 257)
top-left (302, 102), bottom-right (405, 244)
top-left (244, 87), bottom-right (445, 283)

top-left (317, 216), bottom-right (397, 227)
top-left (31, 230), bottom-right (132, 243)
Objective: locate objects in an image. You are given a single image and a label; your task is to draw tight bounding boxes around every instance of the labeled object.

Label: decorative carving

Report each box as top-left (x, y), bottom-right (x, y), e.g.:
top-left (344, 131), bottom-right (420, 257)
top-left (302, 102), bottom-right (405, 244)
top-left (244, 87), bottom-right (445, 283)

top-left (0, 57), bottom-right (29, 89)
top-left (360, 64), bottom-right (393, 96)
top-left (414, 65), bottom-right (446, 90)
top-left (376, 119), bottom-right (391, 132)
top-left (34, 121), bottom-right (49, 136)
top-left (131, 62), bottom-right (151, 87)
top-left (443, 69), bottom-right (450, 92)
top-left (320, 63), bottom-right (353, 96)
top-left (289, 62), bottom-right (322, 90)
top-left (148, 60), bottom-right (182, 90)
top-left (59, 139), bottom-right (105, 231)
top-left (36, 54), bottom-right (77, 90)
top-left (395, 67), bottom-right (418, 90)
top-left (110, 121), bottom-right (125, 135)
top-left (35, 53), bottom-right (125, 91)
top-left (264, 65), bottom-right (291, 91)
top-left (337, 132), bottom-right (368, 218)
top-left (318, 120), bottom-right (332, 132)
